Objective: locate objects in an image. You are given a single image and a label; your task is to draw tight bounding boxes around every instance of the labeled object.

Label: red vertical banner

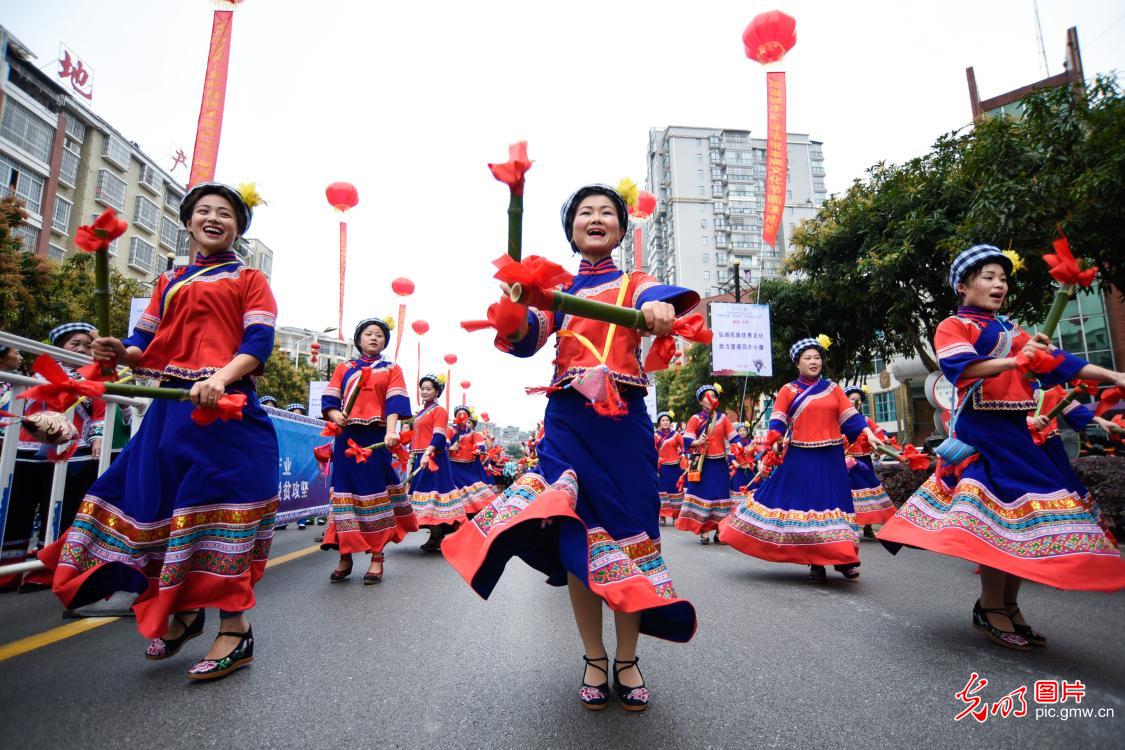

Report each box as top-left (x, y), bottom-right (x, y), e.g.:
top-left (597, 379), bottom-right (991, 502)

top-left (445, 368), bottom-right (452, 413)
top-left (762, 71), bottom-right (787, 247)
top-left (633, 226), bottom-right (643, 271)
top-left (188, 10), bottom-right (234, 187)
top-left (338, 221), bottom-right (347, 341)
top-left (394, 304), bottom-right (407, 361)
top-left (416, 341), bottom-right (422, 401)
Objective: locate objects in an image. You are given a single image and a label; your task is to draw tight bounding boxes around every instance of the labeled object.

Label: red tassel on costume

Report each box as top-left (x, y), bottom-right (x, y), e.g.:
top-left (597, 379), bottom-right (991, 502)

top-left (190, 393), bottom-right (247, 426)
top-left (313, 443), bottom-right (333, 477)
top-left (321, 422), bottom-right (343, 437)
top-left (345, 438), bottom-right (372, 463)
top-left (644, 314), bottom-right (713, 372)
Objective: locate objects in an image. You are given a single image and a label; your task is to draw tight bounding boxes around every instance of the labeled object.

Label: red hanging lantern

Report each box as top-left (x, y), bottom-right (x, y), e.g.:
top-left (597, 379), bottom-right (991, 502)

top-left (742, 10), bottom-right (797, 249)
top-left (411, 320), bottom-right (430, 335)
top-left (325, 182), bottom-right (359, 212)
top-left (481, 412), bottom-right (490, 422)
top-left (444, 354), bottom-right (458, 365)
top-left (391, 277), bottom-right (415, 296)
top-left (461, 380), bottom-right (471, 390)
top-left (310, 340), bottom-right (321, 365)
top-left (632, 190), bottom-right (657, 220)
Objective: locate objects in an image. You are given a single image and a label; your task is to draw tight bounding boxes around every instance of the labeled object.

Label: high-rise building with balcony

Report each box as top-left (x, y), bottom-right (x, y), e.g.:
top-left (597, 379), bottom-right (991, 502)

top-left (631, 126), bottom-right (826, 298)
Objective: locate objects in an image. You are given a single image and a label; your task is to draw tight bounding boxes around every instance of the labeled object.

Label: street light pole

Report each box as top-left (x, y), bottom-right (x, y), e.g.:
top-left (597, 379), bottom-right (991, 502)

top-left (730, 256), bottom-right (742, 303)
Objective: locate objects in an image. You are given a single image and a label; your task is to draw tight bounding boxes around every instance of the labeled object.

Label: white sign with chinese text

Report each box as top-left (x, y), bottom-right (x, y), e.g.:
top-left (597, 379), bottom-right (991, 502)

top-left (710, 302), bottom-right (772, 377)
top-left (308, 380), bottom-right (329, 417)
top-left (643, 374), bottom-right (658, 423)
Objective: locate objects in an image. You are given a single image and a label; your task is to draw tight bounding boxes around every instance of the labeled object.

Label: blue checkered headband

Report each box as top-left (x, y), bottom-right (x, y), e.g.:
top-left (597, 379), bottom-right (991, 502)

top-left (656, 411), bottom-right (673, 422)
top-left (418, 373), bottom-right (444, 395)
top-left (259, 395), bottom-right (278, 405)
top-left (789, 338), bottom-right (824, 363)
top-left (285, 403), bottom-right (305, 411)
top-left (843, 386), bottom-right (864, 398)
top-left (695, 385), bottom-right (718, 401)
top-left (453, 405), bottom-right (472, 416)
top-left (49, 321), bottom-right (96, 346)
top-left (947, 244), bottom-right (1011, 293)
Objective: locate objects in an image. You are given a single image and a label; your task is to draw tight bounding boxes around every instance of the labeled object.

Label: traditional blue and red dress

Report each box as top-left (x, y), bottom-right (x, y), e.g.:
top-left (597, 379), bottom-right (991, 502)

top-left (38, 250), bottom-right (280, 639)
top-left (408, 401), bottom-right (470, 527)
top-left (878, 308), bottom-right (1125, 591)
top-left (728, 439), bottom-right (756, 499)
top-left (443, 256), bottom-right (699, 642)
top-left (845, 418), bottom-right (896, 525)
top-left (675, 412), bottom-right (736, 534)
top-left (1029, 384), bottom-right (1096, 504)
top-left (720, 377), bottom-right (867, 566)
top-left (448, 426), bottom-right (497, 514)
top-left (320, 355), bottom-right (417, 557)
top-left (655, 428), bottom-right (684, 519)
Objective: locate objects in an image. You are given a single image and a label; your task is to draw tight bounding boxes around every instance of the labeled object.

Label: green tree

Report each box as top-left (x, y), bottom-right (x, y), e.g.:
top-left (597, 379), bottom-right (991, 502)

top-left (789, 76), bottom-right (1125, 372)
top-left (256, 345), bottom-right (320, 407)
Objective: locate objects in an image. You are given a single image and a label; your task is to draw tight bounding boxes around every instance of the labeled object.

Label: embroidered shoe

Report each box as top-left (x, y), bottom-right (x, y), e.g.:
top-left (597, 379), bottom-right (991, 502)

top-left (579, 655), bottom-right (609, 711)
top-left (145, 610), bottom-right (204, 660)
top-left (187, 626), bottom-right (255, 681)
top-left (613, 658), bottom-right (650, 712)
top-left (972, 600), bottom-right (1030, 651)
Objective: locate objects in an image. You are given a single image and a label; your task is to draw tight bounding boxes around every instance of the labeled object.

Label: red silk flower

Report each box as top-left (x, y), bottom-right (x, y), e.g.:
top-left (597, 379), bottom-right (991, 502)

top-left (493, 254), bottom-right (573, 293)
top-left (488, 141), bottom-right (533, 196)
top-left (1096, 386), bottom-right (1122, 417)
top-left (899, 444), bottom-right (931, 471)
top-left (24, 354), bottom-right (106, 411)
top-left (191, 393), bottom-right (247, 426)
top-left (644, 314), bottom-right (713, 372)
top-left (1028, 418), bottom-right (1048, 446)
top-left (321, 422), bottom-right (343, 437)
top-left (1109, 414), bottom-right (1125, 443)
top-left (398, 428), bottom-right (414, 446)
top-left (762, 449), bottom-right (783, 468)
top-left (1043, 232), bottom-right (1097, 287)
top-left (345, 438), bottom-right (372, 463)
top-left (74, 209), bottom-right (128, 253)
top-left (461, 296), bottom-right (527, 337)
top-left (1072, 379), bottom-right (1100, 395)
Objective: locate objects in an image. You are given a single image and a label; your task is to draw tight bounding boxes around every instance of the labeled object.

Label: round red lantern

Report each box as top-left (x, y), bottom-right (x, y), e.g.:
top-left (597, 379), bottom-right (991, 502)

top-left (634, 190), bottom-right (657, 219)
top-left (310, 340), bottom-right (321, 365)
top-left (461, 380), bottom-right (471, 390)
top-left (444, 354), bottom-right (458, 365)
top-left (411, 320), bottom-right (430, 335)
top-left (742, 10), bottom-right (797, 64)
top-left (391, 277), bottom-right (415, 296)
top-left (325, 182), bottom-right (359, 212)
top-left (481, 412), bottom-right (490, 422)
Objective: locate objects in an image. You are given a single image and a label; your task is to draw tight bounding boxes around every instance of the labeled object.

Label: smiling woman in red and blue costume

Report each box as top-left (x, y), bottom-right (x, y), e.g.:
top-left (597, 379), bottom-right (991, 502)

top-left (842, 385), bottom-right (896, 530)
top-left (39, 182), bottom-right (278, 682)
top-left (447, 406), bottom-right (497, 515)
top-left (320, 317), bottom-right (416, 585)
top-left (444, 184), bottom-right (699, 712)
top-left (878, 245), bottom-right (1125, 652)
top-left (720, 337), bottom-right (884, 583)
top-left (409, 374), bottom-right (471, 553)
top-left (654, 411), bottom-right (683, 524)
top-left (675, 385), bottom-right (737, 544)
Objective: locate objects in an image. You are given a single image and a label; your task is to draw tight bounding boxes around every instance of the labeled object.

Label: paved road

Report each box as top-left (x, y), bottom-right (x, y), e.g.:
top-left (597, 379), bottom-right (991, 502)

top-left (1, 526), bottom-right (1122, 749)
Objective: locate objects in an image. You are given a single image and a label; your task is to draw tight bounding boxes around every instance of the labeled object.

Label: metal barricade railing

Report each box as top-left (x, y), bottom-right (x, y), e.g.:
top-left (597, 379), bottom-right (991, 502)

top-left (0, 332), bottom-right (146, 577)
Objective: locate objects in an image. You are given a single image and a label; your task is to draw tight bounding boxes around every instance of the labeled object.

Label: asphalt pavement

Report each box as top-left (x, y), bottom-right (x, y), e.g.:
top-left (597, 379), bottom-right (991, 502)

top-left (1, 525), bottom-right (1122, 749)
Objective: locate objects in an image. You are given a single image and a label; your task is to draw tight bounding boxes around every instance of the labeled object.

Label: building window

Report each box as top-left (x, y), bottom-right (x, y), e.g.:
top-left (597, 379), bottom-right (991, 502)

top-left (0, 154), bottom-right (46, 215)
top-left (701, 236), bottom-right (708, 246)
top-left (138, 163), bottom-right (161, 193)
top-left (128, 236), bottom-right (155, 274)
top-left (703, 270), bottom-right (711, 281)
top-left (134, 195), bottom-right (159, 233)
top-left (96, 169), bottom-right (127, 211)
top-left (159, 215), bottom-right (180, 250)
top-left (716, 251), bottom-right (727, 264)
top-left (701, 253), bottom-right (709, 264)
top-left (176, 228), bottom-right (191, 258)
top-left (101, 134), bottom-right (131, 170)
top-left (874, 391), bottom-right (897, 423)
top-left (1030, 290), bottom-right (1115, 369)
top-left (700, 218), bottom-right (708, 228)
top-left (259, 252), bottom-right (273, 277)
top-left (11, 223), bottom-right (39, 253)
top-left (53, 196), bottom-right (72, 235)
top-left (697, 169), bottom-right (704, 178)
top-left (164, 188), bottom-right (183, 214)
top-left (697, 186), bottom-right (704, 196)
top-left (64, 112), bottom-right (86, 142)
top-left (696, 153), bottom-right (702, 162)
top-left (1, 98), bottom-right (55, 163)
top-left (47, 243), bottom-right (66, 263)
top-left (717, 269), bottom-right (728, 282)
top-left (59, 147), bottom-right (81, 187)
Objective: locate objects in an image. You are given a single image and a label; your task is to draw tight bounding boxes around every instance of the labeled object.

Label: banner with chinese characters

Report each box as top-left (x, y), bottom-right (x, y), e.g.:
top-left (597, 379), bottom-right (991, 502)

top-left (188, 10), bottom-right (234, 187)
top-left (265, 406), bottom-right (331, 524)
top-left (762, 71), bottom-right (787, 247)
top-left (710, 302), bottom-right (772, 377)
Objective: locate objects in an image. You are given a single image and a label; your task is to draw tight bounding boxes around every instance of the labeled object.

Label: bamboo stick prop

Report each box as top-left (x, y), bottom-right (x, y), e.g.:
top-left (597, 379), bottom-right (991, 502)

top-left (508, 283), bottom-right (648, 329)
top-left (74, 210), bottom-right (128, 376)
top-left (488, 141), bottom-right (532, 262)
top-left (1039, 231), bottom-right (1097, 340)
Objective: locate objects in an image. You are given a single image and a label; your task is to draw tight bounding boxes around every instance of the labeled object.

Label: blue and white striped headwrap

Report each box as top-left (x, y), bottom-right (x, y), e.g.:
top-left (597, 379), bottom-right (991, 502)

top-left (695, 385), bottom-right (718, 401)
top-left (259, 395), bottom-right (278, 406)
top-left (285, 403), bottom-right (306, 412)
top-left (843, 386), bottom-right (864, 398)
top-left (49, 321), bottom-right (96, 347)
top-left (656, 411), bottom-right (673, 423)
top-left (789, 338), bottom-right (825, 363)
top-left (948, 245), bottom-right (1012, 293)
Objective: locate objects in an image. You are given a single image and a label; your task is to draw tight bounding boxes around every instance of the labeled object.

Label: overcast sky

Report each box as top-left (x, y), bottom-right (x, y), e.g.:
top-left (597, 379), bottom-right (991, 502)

top-left (5, 0), bottom-right (1123, 427)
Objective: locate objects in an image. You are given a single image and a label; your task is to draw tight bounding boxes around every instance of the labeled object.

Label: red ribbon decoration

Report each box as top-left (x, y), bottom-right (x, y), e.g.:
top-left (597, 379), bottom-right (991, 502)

top-left (761, 449), bottom-right (783, 468)
top-left (1096, 386), bottom-right (1122, 417)
top-left (899, 443), bottom-right (931, 471)
top-left (1014, 347), bottom-right (1065, 375)
top-left (1072, 378), bottom-right (1100, 395)
top-left (461, 296), bottom-right (527, 337)
top-left (24, 355), bottom-right (107, 411)
top-left (487, 141), bottom-right (533, 196)
top-left (190, 392), bottom-right (247, 426)
top-left (493, 255), bottom-right (573, 297)
top-left (644, 314), bottom-right (713, 372)
top-left (313, 443), bottom-right (333, 477)
top-left (345, 438), bottom-right (372, 463)
top-left (74, 209), bottom-right (128, 253)
top-left (1043, 231), bottom-right (1097, 287)
top-left (321, 422), bottom-right (343, 437)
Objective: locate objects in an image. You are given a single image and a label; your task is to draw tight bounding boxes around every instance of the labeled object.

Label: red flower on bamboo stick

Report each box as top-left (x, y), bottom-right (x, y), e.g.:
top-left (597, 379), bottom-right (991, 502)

top-left (74, 209), bottom-right (128, 253)
top-left (1072, 379), bottom-right (1100, 395)
top-left (1014, 347), bottom-right (1065, 375)
top-left (24, 355), bottom-right (106, 411)
top-left (899, 443), bottom-right (931, 471)
top-left (191, 393), bottom-right (247, 426)
top-left (461, 296), bottom-right (527, 337)
top-left (321, 422), bottom-right (343, 437)
top-left (1096, 386), bottom-right (1122, 417)
top-left (345, 438), bottom-right (372, 463)
top-left (493, 254), bottom-right (573, 290)
top-left (488, 141), bottom-right (533, 196)
top-left (1043, 232), bottom-right (1097, 287)
top-left (644, 314), bottom-right (714, 372)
